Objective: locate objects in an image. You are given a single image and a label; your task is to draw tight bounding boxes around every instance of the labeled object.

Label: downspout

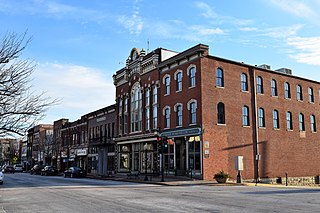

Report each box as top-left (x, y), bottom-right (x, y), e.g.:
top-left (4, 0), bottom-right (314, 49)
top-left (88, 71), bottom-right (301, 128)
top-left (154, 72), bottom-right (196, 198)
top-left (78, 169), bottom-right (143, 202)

top-left (249, 67), bottom-right (259, 183)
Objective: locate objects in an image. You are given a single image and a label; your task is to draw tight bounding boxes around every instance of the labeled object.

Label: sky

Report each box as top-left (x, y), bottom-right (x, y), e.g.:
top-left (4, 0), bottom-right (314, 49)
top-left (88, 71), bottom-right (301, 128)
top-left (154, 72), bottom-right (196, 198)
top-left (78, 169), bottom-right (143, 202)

top-left (1, 0), bottom-right (320, 124)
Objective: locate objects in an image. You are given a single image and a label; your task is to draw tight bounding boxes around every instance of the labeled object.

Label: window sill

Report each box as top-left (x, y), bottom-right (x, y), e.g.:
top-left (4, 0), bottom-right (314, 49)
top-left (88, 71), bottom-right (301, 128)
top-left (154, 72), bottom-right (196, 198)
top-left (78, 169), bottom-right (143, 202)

top-left (257, 93), bottom-right (264, 95)
top-left (242, 125), bottom-right (250, 128)
top-left (189, 123), bottom-right (197, 126)
top-left (271, 95), bottom-right (278, 98)
top-left (311, 131), bottom-right (317, 133)
top-left (189, 86), bottom-right (196, 89)
top-left (217, 123), bottom-right (226, 126)
top-left (286, 129), bottom-right (293, 132)
top-left (309, 101), bottom-right (315, 104)
top-left (273, 128), bottom-right (280, 131)
top-left (285, 98), bottom-right (291, 100)
top-left (164, 93), bottom-right (170, 97)
top-left (241, 90), bottom-right (249, 93)
top-left (215, 86), bottom-right (224, 89)
top-left (259, 127), bottom-right (266, 129)
top-left (176, 125), bottom-right (182, 128)
top-left (176, 90), bottom-right (182, 93)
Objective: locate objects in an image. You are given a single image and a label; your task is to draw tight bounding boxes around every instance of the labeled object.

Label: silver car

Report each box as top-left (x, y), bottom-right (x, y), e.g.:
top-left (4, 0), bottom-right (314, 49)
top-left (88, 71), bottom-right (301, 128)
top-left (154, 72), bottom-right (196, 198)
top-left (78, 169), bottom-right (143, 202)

top-left (0, 170), bottom-right (4, 184)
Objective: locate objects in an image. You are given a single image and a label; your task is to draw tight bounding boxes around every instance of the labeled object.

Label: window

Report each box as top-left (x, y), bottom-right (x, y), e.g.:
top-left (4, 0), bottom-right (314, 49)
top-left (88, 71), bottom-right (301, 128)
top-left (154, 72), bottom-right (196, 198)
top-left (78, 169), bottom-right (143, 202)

top-left (258, 108), bottom-right (265, 127)
top-left (299, 113), bottom-right (305, 131)
top-left (164, 107), bottom-right (170, 129)
top-left (153, 106), bottom-right (157, 129)
top-left (188, 100), bottom-right (197, 124)
top-left (217, 102), bottom-right (225, 124)
top-left (175, 104), bottom-right (183, 126)
top-left (216, 68), bottom-right (224, 87)
top-left (145, 108), bottom-right (150, 131)
top-left (310, 115), bottom-right (317, 132)
top-left (175, 71), bottom-right (182, 92)
top-left (188, 66), bottom-right (196, 87)
top-left (308, 87), bottom-right (314, 103)
top-left (124, 114), bottom-right (128, 134)
top-left (241, 73), bottom-right (248, 91)
top-left (256, 76), bottom-right (263, 94)
top-left (271, 79), bottom-right (278, 96)
top-left (284, 82), bottom-right (291, 99)
top-left (119, 98), bottom-right (123, 114)
top-left (130, 83), bottom-right (142, 132)
top-left (164, 75), bottom-right (170, 95)
top-left (153, 85), bottom-right (158, 104)
top-left (286, 111), bottom-right (293, 130)
top-left (242, 106), bottom-right (250, 126)
top-left (273, 110), bottom-right (279, 129)
top-left (145, 89), bottom-right (150, 106)
top-left (297, 85), bottom-right (303, 101)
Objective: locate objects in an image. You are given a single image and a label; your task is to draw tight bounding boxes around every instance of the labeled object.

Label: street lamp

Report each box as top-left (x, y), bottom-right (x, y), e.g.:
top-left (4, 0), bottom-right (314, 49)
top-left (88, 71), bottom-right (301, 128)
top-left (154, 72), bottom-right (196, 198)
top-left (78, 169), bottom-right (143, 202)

top-left (144, 143), bottom-right (148, 181)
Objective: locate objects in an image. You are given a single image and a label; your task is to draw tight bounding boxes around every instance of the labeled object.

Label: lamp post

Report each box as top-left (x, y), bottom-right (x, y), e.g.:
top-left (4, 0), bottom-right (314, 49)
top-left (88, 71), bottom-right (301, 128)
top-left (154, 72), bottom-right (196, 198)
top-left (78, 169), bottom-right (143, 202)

top-left (144, 143), bottom-right (148, 181)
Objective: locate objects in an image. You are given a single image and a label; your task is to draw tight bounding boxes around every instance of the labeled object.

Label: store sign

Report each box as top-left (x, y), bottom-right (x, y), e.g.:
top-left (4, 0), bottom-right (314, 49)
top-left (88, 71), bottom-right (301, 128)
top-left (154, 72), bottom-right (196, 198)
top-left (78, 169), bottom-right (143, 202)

top-left (161, 127), bottom-right (201, 138)
top-left (76, 149), bottom-right (88, 156)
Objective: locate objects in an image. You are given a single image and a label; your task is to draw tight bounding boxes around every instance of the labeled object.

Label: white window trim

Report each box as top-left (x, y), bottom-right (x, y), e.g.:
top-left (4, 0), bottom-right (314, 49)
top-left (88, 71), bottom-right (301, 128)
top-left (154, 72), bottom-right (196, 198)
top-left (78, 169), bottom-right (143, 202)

top-left (187, 99), bottom-right (197, 110)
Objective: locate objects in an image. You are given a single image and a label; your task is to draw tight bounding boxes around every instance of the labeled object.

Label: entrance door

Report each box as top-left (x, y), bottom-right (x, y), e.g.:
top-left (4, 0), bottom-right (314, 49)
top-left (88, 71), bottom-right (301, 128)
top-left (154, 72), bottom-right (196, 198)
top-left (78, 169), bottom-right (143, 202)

top-left (175, 138), bottom-right (186, 176)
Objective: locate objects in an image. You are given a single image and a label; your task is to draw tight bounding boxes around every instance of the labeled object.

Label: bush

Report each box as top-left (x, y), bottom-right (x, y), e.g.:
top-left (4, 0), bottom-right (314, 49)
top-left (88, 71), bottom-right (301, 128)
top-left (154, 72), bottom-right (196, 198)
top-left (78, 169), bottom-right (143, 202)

top-left (214, 170), bottom-right (230, 179)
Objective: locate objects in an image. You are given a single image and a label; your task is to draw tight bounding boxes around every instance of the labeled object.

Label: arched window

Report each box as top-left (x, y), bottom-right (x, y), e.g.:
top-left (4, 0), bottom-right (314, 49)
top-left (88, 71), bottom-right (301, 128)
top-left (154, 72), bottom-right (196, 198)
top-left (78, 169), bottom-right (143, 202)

top-left (163, 106), bottom-right (170, 129)
top-left (284, 82), bottom-right (291, 99)
top-left (188, 66), bottom-right (196, 87)
top-left (175, 70), bottom-right (183, 92)
top-left (242, 106), bottom-right (250, 126)
top-left (286, 111), bottom-right (293, 130)
top-left (256, 76), bottom-right (263, 94)
top-left (175, 104), bottom-right (183, 126)
top-left (273, 110), bottom-right (279, 129)
top-left (310, 115), bottom-right (317, 132)
top-left (216, 68), bottom-right (224, 87)
top-left (258, 107), bottom-right (265, 127)
top-left (145, 88), bottom-right (150, 106)
top-left (187, 100), bottom-right (197, 124)
top-left (241, 73), bottom-right (248, 91)
top-left (297, 84), bottom-right (303, 101)
top-left (217, 102), bottom-right (225, 124)
top-left (271, 79), bottom-right (277, 96)
top-left (299, 113), bottom-right (305, 131)
top-left (130, 83), bottom-right (142, 132)
top-left (163, 75), bottom-right (170, 95)
top-left (308, 87), bottom-right (314, 103)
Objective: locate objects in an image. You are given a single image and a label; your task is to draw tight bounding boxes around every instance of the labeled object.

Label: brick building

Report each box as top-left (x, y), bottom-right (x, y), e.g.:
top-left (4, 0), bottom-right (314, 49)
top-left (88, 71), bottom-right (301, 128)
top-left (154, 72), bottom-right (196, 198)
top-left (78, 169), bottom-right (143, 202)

top-left (113, 44), bottom-right (320, 181)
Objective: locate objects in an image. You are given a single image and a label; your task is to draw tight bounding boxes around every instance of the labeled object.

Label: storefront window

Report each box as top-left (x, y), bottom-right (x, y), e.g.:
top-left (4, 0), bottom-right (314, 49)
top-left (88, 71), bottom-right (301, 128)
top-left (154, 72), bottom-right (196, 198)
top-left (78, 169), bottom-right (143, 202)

top-left (188, 136), bottom-right (201, 170)
top-left (119, 145), bottom-right (130, 170)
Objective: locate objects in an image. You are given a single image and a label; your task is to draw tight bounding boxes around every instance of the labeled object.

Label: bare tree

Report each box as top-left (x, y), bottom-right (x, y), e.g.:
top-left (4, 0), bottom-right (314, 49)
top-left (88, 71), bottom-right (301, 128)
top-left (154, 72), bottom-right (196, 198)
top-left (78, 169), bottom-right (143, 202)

top-left (0, 32), bottom-right (58, 137)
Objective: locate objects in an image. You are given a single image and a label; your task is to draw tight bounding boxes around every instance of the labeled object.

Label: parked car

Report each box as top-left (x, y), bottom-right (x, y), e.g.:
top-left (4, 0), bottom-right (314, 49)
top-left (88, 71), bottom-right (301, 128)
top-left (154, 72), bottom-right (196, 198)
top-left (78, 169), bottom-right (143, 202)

top-left (64, 167), bottom-right (86, 178)
top-left (14, 164), bottom-right (23, 172)
top-left (41, 166), bottom-right (58, 176)
top-left (2, 165), bottom-right (15, 173)
top-left (0, 170), bottom-right (4, 184)
top-left (30, 164), bottom-right (44, 175)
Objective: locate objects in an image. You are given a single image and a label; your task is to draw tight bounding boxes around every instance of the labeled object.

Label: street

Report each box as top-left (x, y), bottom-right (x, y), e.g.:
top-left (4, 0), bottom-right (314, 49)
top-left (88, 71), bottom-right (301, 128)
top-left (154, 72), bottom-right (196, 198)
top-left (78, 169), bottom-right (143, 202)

top-left (0, 173), bottom-right (320, 213)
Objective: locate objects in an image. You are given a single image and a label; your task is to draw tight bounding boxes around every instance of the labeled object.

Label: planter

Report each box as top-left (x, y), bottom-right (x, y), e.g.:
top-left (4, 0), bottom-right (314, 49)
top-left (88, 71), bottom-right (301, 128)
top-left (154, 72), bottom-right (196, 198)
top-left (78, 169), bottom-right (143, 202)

top-left (215, 177), bottom-right (227, 183)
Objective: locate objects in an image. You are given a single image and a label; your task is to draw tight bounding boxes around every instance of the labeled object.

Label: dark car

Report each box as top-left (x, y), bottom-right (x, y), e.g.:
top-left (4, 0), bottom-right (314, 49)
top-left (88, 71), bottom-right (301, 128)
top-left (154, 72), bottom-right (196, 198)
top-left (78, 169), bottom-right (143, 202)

top-left (30, 164), bottom-right (44, 175)
top-left (2, 165), bottom-right (15, 173)
top-left (64, 167), bottom-right (86, 178)
top-left (41, 166), bottom-right (58, 176)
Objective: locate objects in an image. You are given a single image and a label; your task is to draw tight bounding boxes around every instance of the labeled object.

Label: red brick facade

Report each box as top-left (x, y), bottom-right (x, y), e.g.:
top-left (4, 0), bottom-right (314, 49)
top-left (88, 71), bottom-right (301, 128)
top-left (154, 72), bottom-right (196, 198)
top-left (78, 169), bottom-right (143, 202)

top-left (114, 44), bottom-right (320, 181)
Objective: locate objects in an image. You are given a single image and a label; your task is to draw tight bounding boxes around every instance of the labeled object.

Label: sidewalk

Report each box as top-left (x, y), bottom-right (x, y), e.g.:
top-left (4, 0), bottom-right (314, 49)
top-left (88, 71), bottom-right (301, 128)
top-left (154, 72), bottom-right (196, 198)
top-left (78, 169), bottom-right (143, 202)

top-left (86, 173), bottom-right (320, 188)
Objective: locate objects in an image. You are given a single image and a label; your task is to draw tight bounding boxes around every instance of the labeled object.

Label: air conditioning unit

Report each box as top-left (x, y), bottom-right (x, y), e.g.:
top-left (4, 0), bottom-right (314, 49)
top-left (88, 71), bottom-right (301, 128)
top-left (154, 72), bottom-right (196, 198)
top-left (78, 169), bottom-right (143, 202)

top-left (258, 64), bottom-right (271, 70)
top-left (275, 68), bottom-right (292, 75)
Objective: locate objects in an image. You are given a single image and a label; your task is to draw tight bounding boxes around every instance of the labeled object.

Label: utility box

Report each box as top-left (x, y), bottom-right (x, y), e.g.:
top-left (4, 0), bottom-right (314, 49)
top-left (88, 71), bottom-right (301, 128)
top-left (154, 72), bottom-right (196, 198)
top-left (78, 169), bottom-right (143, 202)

top-left (235, 156), bottom-right (244, 171)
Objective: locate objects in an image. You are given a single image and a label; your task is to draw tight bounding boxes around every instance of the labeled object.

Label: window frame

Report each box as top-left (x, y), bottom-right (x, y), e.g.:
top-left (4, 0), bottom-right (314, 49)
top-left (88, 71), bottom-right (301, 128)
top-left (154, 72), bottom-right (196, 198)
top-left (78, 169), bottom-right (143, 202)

top-left (271, 79), bottom-right (278, 96)
top-left (310, 115), bottom-right (317, 133)
top-left (284, 82), bottom-right (291, 99)
top-left (297, 84), bottom-right (303, 101)
top-left (241, 73), bottom-right (248, 91)
top-left (217, 102), bottom-right (225, 124)
top-left (216, 68), bottom-right (224, 87)
top-left (299, 113), bottom-right (305, 131)
top-left (258, 107), bottom-right (265, 128)
top-left (273, 109), bottom-right (280, 129)
top-left (256, 76), bottom-right (263, 94)
top-left (242, 106), bottom-right (250, 126)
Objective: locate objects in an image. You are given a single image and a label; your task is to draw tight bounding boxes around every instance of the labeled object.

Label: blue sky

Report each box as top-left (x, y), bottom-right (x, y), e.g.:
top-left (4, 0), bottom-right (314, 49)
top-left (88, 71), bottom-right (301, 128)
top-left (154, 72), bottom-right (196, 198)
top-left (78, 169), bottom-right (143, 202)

top-left (1, 0), bottom-right (320, 124)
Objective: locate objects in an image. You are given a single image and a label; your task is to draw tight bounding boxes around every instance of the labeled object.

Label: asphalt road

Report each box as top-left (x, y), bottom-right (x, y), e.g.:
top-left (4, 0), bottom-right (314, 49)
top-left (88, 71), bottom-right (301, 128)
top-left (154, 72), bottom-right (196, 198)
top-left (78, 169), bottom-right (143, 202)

top-left (1, 173), bottom-right (320, 213)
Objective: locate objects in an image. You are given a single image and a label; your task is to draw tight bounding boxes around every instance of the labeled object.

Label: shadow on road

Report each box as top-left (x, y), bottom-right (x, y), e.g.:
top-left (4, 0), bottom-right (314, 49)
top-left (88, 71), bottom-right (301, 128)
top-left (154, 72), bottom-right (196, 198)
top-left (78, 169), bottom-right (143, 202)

top-left (242, 188), bottom-right (320, 195)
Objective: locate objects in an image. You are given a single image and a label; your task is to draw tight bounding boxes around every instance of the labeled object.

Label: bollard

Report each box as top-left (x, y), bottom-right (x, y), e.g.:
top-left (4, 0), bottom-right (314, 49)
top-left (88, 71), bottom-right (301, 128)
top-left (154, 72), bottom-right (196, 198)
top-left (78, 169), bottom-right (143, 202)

top-left (285, 172), bottom-right (288, 186)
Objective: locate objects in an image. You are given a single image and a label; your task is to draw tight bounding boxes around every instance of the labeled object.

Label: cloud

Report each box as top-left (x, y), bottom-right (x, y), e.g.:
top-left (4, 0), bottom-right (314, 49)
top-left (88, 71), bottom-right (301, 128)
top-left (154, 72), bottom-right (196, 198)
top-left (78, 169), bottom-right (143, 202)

top-left (287, 36), bottom-right (320, 65)
top-left (117, 0), bottom-right (143, 35)
top-left (268, 0), bottom-right (317, 18)
top-left (33, 63), bottom-right (115, 123)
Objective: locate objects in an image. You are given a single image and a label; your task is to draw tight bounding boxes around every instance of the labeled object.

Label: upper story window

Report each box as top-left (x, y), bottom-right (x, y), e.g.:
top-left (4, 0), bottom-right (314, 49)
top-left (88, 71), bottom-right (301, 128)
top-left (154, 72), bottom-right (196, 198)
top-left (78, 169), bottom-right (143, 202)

top-left (145, 88), bottom-right (150, 107)
top-left (175, 103), bottom-right (183, 127)
top-left (216, 68), bottom-right (224, 87)
top-left (241, 73), bottom-right (248, 91)
top-left (286, 111), bottom-right (293, 130)
top-left (308, 87), bottom-right (314, 103)
top-left (153, 85), bottom-right (158, 104)
top-left (256, 76), bottom-right (263, 94)
top-left (258, 107), bottom-right (265, 128)
top-left (273, 109), bottom-right (280, 129)
top-left (242, 106), bottom-right (250, 126)
top-left (284, 82), bottom-right (291, 99)
top-left (163, 75), bottom-right (170, 95)
top-left (217, 102), bottom-right (225, 124)
top-left (299, 113), bottom-right (305, 131)
top-left (271, 79), bottom-right (278, 96)
top-left (297, 84), bottom-right (303, 101)
top-left (163, 106), bottom-right (170, 129)
top-left (130, 83), bottom-right (142, 132)
top-left (175, 70), bottom-right (183, 92)
top-left (124, 97), bottom-right (128, 113)
top-left (119, 98), bottom-right (123, 115)
top-left (153, 105), bottom-right (158, 129)
top-left (310, 115), bottom-right (317, 132)
top-left (187, 99), bottom-right (197, 124)
top-left (188, 65), bottom-right (196, 87)
top-left (145, 108), bottom-right (150, 131)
